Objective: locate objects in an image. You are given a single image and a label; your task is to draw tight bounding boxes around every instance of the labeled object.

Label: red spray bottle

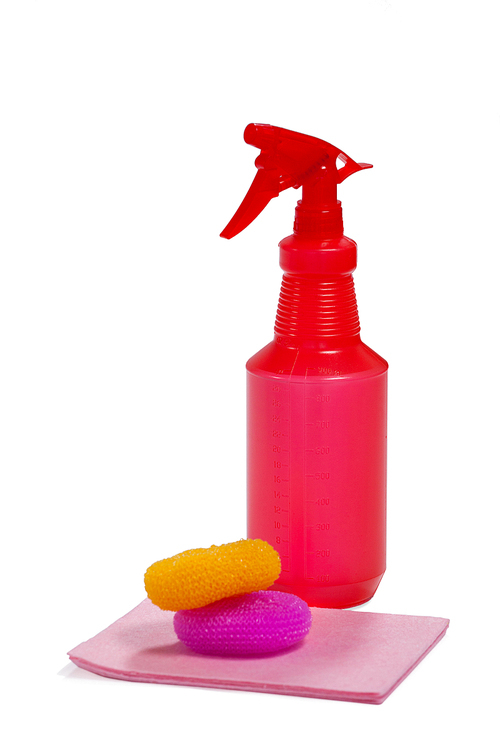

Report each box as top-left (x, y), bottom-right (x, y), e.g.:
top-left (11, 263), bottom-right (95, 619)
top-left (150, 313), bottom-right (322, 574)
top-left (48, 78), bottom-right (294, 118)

top-left (221, 125), bottom-right (388, 608)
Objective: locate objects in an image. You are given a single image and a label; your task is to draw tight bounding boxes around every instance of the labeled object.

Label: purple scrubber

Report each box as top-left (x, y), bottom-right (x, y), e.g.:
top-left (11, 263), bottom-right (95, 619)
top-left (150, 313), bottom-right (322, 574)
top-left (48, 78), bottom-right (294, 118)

top-left (173, 590), bottom-right (312, 656)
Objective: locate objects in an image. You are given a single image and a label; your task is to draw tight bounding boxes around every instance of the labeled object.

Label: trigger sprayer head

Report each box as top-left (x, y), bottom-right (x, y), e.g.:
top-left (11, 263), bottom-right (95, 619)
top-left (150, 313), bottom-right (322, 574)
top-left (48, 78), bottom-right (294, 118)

top-left (221, 124), bottom-right (372, 241)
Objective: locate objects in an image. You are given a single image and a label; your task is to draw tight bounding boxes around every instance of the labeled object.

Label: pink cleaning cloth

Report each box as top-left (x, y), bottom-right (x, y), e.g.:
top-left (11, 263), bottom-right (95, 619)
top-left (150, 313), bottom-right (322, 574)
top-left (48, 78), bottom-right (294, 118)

top-left (68, 599), bottom-right (449, 704)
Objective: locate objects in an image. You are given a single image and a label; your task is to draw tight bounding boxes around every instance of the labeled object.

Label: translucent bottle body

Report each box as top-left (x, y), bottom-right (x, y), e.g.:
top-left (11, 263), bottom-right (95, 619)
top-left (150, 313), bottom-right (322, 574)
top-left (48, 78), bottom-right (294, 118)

top-left (246, 270), bottom-right (388, 608)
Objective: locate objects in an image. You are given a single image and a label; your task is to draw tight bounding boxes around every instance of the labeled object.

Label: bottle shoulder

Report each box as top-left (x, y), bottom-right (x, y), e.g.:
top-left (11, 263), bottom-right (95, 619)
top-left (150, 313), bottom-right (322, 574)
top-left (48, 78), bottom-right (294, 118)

top-left (246, 339), bottom-right (388, 380)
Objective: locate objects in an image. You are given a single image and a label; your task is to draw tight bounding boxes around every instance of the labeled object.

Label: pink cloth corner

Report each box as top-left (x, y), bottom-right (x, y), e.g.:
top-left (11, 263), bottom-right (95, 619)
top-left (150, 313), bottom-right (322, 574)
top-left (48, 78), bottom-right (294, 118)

top-left (68, 599), bottom-right (449, 704)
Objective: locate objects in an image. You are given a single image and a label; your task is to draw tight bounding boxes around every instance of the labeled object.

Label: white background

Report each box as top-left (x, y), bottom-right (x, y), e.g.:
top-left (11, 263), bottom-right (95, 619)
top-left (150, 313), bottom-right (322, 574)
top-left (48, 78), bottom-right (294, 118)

top-left (1, 1), bottom-right (498, 747)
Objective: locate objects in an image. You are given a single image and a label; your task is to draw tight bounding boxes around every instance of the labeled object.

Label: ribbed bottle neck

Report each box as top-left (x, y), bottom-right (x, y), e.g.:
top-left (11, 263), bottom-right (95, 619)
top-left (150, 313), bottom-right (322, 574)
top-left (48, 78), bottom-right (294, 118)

top-left (274, 273), bottom-right (361, 345)
top-left (293, 200), bottom-right (344, 239)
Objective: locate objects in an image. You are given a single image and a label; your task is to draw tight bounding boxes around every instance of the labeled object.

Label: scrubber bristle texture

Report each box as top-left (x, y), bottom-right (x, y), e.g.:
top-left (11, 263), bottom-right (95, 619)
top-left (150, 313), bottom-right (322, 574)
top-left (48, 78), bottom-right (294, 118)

top-left (144, 539), bottom-right (281, 611)
top-left (173, 590), bottom-right (312, 655)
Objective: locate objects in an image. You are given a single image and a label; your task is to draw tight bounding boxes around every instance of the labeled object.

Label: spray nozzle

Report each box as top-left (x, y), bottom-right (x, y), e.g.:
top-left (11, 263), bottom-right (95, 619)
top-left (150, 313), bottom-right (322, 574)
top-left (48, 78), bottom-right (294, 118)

top-left (221, 124), bottom-right (372, 240)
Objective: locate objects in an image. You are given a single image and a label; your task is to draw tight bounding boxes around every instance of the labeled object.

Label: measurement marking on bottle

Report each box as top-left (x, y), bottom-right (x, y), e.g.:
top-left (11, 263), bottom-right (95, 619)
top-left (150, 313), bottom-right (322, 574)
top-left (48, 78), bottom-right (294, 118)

top-left (303, 381), bottom-right (338, 589)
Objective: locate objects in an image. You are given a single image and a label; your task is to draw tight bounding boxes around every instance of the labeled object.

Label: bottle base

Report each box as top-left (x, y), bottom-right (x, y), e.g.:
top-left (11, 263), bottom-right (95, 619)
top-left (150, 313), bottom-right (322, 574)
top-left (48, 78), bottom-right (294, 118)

top-left (270, 573), bottom-right (384, 609)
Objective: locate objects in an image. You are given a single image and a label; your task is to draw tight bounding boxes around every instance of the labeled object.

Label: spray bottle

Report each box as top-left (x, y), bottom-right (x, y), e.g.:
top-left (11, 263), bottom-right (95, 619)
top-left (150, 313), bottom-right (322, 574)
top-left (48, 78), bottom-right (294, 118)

top-left (221, 125), bottom-right (387, 608)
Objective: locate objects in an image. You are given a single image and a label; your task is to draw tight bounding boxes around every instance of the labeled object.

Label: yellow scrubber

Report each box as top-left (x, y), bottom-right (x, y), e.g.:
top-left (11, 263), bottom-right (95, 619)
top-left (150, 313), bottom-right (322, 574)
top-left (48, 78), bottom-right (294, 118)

top-left (144, 538), bottom-right (281, 611)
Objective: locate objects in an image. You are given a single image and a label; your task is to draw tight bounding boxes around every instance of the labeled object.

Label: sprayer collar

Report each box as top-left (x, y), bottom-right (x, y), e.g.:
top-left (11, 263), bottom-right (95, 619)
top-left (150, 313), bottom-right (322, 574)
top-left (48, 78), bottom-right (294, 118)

top-left (279, 232), bottom-right (357, 275)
